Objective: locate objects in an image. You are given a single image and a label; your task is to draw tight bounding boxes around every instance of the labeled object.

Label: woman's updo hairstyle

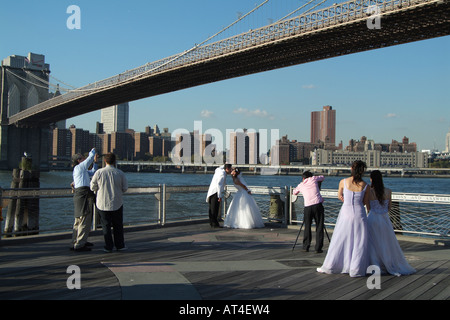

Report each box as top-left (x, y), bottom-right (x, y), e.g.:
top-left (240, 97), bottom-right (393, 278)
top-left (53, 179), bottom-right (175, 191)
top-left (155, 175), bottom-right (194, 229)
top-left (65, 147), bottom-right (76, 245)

top-left (351, 160), bottom-right (367, 185)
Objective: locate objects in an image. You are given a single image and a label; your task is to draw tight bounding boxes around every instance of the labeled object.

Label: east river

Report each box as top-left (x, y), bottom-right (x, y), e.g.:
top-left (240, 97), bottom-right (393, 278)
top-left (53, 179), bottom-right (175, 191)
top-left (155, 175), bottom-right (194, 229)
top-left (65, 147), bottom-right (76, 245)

top-left (1, 170), bottom-right (449, 235)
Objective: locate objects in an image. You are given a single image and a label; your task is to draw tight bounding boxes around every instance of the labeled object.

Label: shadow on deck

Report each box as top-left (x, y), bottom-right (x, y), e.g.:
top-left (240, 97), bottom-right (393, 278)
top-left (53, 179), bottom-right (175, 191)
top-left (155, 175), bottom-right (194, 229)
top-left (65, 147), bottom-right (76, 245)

top-left (0, 220), bottom-right (448, 304)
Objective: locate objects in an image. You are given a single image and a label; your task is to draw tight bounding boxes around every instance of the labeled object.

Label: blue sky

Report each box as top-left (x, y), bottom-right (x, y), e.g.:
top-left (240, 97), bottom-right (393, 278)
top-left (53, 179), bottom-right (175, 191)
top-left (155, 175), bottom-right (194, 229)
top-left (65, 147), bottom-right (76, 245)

top-left (1, 0), bottom-right (449, 151)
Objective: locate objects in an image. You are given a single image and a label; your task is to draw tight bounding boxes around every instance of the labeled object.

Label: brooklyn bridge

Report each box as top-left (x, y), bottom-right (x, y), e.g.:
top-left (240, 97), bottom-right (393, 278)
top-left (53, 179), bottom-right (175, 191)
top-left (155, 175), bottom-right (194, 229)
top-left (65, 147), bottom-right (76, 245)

top-left (0, 0), bottom-right (449, 169)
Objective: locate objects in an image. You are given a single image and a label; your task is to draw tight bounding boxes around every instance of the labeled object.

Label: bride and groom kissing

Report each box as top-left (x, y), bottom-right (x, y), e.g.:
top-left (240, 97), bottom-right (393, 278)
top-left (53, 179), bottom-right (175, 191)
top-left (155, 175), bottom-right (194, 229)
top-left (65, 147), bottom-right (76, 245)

top-left (206, 164), bottom-right (265, 229)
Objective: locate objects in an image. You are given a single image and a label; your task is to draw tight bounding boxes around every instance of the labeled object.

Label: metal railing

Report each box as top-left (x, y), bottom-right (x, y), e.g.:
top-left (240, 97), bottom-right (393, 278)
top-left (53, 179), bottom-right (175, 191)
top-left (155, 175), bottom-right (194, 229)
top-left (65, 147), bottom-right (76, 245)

top-left (0, 184), bottom-right (288, 238)
top-left (290, 188), bottom-right (450, 238)
top-left (116, 161), bottom-right (450, 176)
top-left (0, 185), bottom-right (208, 238)
top-left (1, 184), bottom-right (448, 239)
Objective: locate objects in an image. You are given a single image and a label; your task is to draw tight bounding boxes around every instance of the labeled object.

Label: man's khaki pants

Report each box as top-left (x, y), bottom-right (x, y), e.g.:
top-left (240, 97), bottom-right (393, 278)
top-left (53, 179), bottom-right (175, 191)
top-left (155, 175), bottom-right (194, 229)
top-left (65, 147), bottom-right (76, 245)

top-left (72, 213), bottom-right (93, 249)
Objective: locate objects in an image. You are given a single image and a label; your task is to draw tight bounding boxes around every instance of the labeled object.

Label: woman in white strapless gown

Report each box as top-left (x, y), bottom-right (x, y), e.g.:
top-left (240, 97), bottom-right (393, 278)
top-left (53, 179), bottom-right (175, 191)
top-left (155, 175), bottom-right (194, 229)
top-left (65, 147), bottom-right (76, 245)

top-left (367, 170), bottom-right (415, 276)
top-left (224, 168), bottom-right (265, 229)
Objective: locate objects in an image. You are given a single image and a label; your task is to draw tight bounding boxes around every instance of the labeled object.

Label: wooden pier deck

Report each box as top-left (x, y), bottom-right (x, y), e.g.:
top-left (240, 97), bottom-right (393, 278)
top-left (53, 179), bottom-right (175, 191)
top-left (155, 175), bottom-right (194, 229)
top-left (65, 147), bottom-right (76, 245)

top-left (0, 221), bottom-right (448, 305)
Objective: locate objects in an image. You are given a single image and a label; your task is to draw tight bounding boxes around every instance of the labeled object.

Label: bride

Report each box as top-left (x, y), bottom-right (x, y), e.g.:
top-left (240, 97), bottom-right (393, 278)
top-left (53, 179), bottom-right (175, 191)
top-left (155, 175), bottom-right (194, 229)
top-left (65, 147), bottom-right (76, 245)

top-left (224, 168), bottom-right (265, 229)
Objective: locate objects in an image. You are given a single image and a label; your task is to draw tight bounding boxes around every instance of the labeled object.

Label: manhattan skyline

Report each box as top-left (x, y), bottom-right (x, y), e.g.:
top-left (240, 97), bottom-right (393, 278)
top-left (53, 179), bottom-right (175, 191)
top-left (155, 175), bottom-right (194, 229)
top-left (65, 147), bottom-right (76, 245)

top-left (0, 0), bottom-right (448, 151)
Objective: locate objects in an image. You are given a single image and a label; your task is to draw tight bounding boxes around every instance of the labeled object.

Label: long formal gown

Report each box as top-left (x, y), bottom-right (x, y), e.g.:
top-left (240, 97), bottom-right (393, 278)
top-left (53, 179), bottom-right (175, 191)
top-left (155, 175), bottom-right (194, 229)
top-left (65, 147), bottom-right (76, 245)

top-left (367, 198), bottom-right (416, 276)
top-left (224, 176), bottom-right (265, 229)
top-left (317, 181), bottom-right (369, 277)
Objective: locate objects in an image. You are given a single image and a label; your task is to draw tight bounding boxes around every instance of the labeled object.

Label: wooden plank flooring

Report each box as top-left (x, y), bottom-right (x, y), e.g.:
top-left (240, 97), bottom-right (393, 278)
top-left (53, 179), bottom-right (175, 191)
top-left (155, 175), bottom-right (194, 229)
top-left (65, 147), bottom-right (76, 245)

top-left (0, 221), bottom-right (448, 301)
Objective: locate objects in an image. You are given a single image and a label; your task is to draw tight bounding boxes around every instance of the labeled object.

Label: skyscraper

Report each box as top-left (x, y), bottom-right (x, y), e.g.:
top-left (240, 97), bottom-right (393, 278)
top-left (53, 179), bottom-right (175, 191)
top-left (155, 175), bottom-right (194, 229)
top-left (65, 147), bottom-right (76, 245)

top-left (101, 102), bottom-right (129, 134)
top-left (228, 129), bottom-right (259, 165)
top-left (311, 105), bottom-right (336, 145)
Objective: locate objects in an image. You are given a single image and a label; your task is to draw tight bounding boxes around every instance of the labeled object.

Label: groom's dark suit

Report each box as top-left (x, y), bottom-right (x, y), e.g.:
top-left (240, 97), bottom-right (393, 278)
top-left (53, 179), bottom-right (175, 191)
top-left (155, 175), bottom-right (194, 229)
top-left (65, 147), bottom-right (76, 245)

top-left (206, 166), bottom-right (227, 227)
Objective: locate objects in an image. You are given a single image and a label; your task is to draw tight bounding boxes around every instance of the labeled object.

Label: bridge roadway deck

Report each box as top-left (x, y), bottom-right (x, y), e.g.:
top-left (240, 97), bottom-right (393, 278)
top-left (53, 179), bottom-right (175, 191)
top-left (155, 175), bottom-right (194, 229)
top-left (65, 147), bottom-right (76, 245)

top-left (0, 221), bottom-right (448, 303)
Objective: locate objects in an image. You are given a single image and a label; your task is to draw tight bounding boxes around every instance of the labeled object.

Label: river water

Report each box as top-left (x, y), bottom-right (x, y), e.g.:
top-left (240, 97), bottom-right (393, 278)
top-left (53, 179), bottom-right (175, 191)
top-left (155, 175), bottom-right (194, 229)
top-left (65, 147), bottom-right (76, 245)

top-left (0, 170), bottom-right (446, 192)
top-left (1, 170), bottom-right (449, 235)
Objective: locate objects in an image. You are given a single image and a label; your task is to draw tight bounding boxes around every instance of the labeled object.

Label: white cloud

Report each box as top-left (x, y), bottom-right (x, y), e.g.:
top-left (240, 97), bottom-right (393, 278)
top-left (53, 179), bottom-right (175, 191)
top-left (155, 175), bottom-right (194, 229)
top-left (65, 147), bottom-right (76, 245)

top-left (200, 110), bottom-right (214, 118)
top-left (385, 113), bottom-right (397, 118)
top-left (302, 84), bottom-right (316, 89)
top-left (233, 108), bottom-right (275, 120)
top-left (233, 107), bottom-right (247, 115)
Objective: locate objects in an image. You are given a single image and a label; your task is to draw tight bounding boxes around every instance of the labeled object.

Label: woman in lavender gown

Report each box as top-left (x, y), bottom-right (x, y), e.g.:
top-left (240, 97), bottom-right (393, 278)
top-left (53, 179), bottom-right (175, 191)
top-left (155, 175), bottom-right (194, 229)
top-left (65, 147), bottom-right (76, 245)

top-left (317, 160), bottom-right (370, 277)
top-left (367, 170), bottom-right (415, 276)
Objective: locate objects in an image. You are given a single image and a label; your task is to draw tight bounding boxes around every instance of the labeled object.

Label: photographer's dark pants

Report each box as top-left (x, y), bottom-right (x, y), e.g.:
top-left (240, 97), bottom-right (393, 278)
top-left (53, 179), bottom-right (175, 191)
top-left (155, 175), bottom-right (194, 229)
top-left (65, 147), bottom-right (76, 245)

top-left (303, 202), bottom-right (324, 251)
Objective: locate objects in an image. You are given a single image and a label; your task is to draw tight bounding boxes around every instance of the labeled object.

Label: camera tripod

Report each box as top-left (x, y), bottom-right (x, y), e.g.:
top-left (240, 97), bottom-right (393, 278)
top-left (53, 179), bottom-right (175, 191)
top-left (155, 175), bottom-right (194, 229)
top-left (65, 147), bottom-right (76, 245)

top-left (292, 220), bottom-right (331, 251)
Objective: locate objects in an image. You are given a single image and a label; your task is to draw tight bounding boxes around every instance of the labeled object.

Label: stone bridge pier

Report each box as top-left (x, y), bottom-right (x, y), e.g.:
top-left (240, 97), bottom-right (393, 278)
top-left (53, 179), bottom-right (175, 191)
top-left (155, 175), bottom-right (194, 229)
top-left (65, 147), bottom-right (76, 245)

top-left (0, 53), bottom-right (55, 171)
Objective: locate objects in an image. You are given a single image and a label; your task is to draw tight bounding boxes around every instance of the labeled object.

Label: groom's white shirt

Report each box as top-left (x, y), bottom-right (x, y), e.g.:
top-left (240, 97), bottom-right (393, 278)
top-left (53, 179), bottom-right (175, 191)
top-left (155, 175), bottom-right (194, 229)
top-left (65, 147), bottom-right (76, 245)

top-left (206, 165), bottom-right (227, 202)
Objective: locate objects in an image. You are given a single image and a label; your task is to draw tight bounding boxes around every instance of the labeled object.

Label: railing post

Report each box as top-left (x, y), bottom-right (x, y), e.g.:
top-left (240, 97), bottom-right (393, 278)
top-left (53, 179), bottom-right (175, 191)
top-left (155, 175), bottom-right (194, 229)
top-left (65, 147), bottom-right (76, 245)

top-left (92, 205), bottom-right (99, 231)
top-left (284, 186), bottom-right (289, 225)
top-left (162, 184), bottom-right (166, 226)
top-left (0, 187), bottom-right (3, 243)
top-left (223, 186), bottom-right (228, 221)
top-left (157, 184), bottom-right (162, 225)
top-left (288, 186), bottom-right (293, 225)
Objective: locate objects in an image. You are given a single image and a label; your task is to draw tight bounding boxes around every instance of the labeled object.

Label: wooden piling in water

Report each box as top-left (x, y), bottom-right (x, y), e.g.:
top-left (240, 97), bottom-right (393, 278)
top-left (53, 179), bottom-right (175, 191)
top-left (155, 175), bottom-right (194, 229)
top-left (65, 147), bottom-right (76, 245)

top-left (3, 169), bottom-right (19, 236)
top-left (3, 157), bottom-right (40, 237)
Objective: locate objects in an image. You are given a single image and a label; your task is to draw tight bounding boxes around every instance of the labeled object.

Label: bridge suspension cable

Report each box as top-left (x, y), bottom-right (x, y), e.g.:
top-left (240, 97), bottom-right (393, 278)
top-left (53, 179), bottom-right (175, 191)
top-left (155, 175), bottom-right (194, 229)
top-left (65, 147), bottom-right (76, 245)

top-left (49, 75), bottom-right (77, 90)
top-left (13, 0), bottom-right (333, 97)
top-left (200, 0), bottom-right (270, 46)
top-left (63, 0), bottom-right (328, 94)
top-left (37, 0), bottom-right (274, 95)
top-left (23, 70), bottom-right (72, 92)
top-left (276, 0), bottom-right (324, 22)
top-left (301, 0), bottom-right (330, 15)
top-left (5, 69), bottom-right (60, 92)
top-left (5, 68), bottom-right (79, 95)
top-left (110, 0), bottom-right (274, 81)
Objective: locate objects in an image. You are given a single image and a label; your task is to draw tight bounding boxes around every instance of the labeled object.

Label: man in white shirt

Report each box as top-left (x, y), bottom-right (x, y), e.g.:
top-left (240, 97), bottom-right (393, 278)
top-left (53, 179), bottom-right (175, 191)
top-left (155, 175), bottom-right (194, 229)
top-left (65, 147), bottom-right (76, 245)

top-left (206, 164), bottom-right (232, 227)
top-left (90, 153), bottom-right (128, 252)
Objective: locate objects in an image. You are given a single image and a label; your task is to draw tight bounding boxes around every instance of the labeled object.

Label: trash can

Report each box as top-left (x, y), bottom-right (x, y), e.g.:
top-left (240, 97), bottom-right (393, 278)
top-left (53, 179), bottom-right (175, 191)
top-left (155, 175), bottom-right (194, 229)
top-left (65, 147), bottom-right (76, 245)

top-left (269, 194), bottom-right (284, 221)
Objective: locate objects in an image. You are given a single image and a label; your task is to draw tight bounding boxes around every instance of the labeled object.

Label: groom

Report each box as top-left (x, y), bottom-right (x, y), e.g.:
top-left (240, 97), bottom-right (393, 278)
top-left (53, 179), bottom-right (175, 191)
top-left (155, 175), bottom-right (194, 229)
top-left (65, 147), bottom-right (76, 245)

top-left (206, 164), bottom-right (233, 228)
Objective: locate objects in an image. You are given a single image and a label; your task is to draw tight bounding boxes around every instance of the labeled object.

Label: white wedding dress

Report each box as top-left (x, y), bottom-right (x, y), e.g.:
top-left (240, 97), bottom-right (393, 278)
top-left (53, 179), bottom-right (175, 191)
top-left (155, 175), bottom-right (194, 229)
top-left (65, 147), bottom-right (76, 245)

top-left (224, 175), bottom-right (265, 229)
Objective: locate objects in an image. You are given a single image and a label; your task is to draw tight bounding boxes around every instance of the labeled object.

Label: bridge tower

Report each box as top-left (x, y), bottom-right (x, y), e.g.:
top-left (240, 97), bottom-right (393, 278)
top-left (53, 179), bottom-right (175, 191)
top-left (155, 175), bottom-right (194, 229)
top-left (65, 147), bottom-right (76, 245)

top-left (0, 53), bottom-right (52, 170)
